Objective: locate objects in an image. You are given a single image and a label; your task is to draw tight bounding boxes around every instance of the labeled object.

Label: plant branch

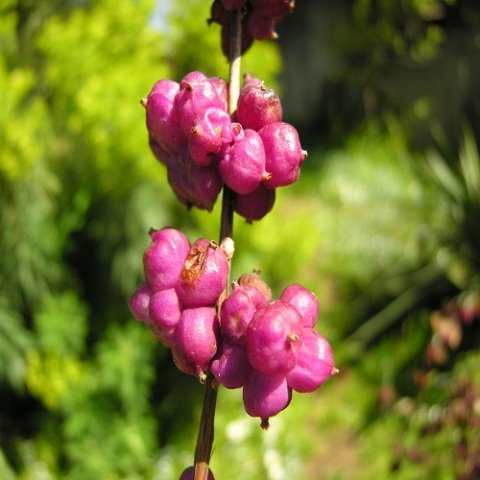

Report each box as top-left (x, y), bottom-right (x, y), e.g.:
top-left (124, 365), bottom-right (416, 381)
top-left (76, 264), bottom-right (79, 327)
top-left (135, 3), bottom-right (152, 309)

top-left (193, 8), bottom-right (242, 480)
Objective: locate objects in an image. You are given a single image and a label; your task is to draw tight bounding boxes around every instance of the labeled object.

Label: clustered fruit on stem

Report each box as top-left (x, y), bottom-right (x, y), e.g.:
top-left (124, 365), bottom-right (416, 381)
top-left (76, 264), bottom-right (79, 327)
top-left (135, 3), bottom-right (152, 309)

top-left (129, 2), bottom-right (335, 478)
top-left (143, 71), bottom-right (307, 221)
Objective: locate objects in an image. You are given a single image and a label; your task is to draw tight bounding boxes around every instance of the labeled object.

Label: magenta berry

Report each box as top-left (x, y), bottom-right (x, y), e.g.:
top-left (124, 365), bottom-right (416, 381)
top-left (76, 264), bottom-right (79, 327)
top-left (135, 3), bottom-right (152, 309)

top-left (149, 288), bottom-right (182, 347)
top-left (236, 82), bottom-right (282, 131)
top-left (234, 184), bottom-right (276, 222)
top-left (286, 329), bottom-right (335, 393)
top-left (174, 307), bottom-right (219, 379)
top-left (143, 228), bottom-right (190, 292)
top-left (243, 371), bottom-right (291, 428)
top-left (188, 107), bottom-right (232, 167)
top-left (166, 145), bottom-right (223, 211)
top-left (220, 284), bottom-right (257, 343)
top-left (128, 282), bottom-right (153, 324)
top-left (177, 239), bottom-right (229, 308)
top-left (209, 76), bottom-right (228, 111)
top-left (280, 284), bottom-right (319, 328)
top-left (246, 300), bottom-right (302, 376)
top-left (175, 71), bottom-right (225, 135)
top-left (210, 339), bottom-right (251, 389)
top-left (148, 136), bottom-right (170, 166)
top-left (259, 122), bottom-right (307, 188)
top-left (143, 79), bottom-right (186, 154)
top-left (219, 129), bottom-right (268, 195)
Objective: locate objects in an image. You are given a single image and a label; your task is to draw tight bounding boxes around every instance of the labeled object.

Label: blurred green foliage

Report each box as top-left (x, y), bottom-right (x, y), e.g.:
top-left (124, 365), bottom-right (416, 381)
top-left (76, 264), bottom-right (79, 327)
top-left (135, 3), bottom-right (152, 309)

top-left (1, 0), bottom-right (479, 479)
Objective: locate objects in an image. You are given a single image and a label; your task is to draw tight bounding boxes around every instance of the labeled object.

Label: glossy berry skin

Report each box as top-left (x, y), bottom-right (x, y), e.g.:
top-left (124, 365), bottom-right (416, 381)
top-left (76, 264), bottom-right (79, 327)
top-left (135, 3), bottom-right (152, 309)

top-left (144, 79), bottom-right (186, 154)
top-left (128, 282), bottom-right (152, 324)
top-left (258, 122), bottom-right (307, 188)
top-left (143, 228), bottom-right (190, 292)
top-left (219, 129), bottom-right (267, 195)
top-left (280, 284), bottom-right (319, 328)
top-left (175, 71), bottom-right (225, 135)
top-left (209, 76), bottom-right (228, 111)
top-left (243, 371), bottom-right (291, 427)
top-left (148, 136), bottom-right (170, 166)
top-left (246, 300), bottom-right (302, 376)
top-left (236, 82), bottom-right (282, 131)
top-left (149, 288), bottom-right (182, 347)
top-left (220, 284), bottom-right (257, 344)
top-left (174, 307), bottom-right (219, 378)
top-left (234, 184), bottom-right (275, 222)
top-left (210, 339), bottom-right (251, 389)
top-left (166, 145), bottom-right (223, 211)
top-left (188, 107), bottom-right (232, 167)
top-left (177, 239), bottom-right (229, 308)
top-left (286, 329), bottom-right (335, 393)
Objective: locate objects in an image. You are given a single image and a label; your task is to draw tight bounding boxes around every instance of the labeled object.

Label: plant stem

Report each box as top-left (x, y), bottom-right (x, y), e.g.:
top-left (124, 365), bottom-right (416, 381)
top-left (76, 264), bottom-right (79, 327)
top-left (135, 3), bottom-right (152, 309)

top-left (193, 8), bottom-right (242, 480)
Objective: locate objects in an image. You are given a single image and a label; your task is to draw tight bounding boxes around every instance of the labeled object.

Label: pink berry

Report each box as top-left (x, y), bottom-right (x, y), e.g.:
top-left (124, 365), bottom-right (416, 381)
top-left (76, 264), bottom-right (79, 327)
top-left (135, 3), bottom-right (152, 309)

top-left (219, 129), bottom-right (268, 195)
top-left (210, 339), bottom-right (251, 389)
top-left (128, 282), bottom-right (153, 324)
top-left (246, 300), bottom-right (302, 376)
top-left (175, 71), bottom-right (224, 135)
top-left (258, 122), bottom-right (307, 188)
top-left (236, 82), bottom-right (282, 131)
top-left (148, 136), bottom-right (170, 166)
top-left (177, 239), bottom-right (229, 308)
top-left (143, 79), bottom-right (186, 154)
top-left (174, 307), bottom-right (219, 379)
top-left (286, 329), bottom-right (335, 393)
top-left (280, 284), bottom-right (319, 328)
top-left (243, 371), bottom-right (291, 428)
top-left (188, 107), bottom-right (232, 167)
top-left (171, 343), bottom-right (197, 377)
top-left (220, 284), bottom-right (257, 343)
top-left (166, 145), bottom-right (223, 211)
top-left (149, 288), bottom-right (182, 347)
top-left (234, 184), bottom-right (275, 222)
top-left (179, 466), bottom-right (215, 480)
top-left (209, 76), bottom-right (228, 111)
top-left (143, 228), bottom-right (190, 292)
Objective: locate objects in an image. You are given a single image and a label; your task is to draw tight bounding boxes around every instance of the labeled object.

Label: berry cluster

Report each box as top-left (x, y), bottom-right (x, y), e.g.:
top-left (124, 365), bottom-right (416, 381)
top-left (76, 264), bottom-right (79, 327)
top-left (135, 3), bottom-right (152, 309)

top-left (209, 0), bottom-right (296, 56)
top-left (129, 227), bottom-right (336, 428)
top-left (143, 71), bottom-right (307, 221)
top-left (212, 273), bottom-right (336, 428)
top-left (128, 227), bottom-right (229, 381)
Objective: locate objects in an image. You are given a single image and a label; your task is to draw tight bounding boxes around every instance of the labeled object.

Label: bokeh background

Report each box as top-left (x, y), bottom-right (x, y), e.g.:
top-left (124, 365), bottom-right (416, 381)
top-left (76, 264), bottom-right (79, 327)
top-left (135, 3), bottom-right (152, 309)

top-left (1, 0), bottom-right (480, 478)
